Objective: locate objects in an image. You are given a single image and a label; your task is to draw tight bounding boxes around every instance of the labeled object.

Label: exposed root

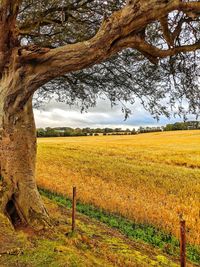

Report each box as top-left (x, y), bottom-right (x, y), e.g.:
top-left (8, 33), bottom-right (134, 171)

top-left (28, 208), bottom-right (52, 231)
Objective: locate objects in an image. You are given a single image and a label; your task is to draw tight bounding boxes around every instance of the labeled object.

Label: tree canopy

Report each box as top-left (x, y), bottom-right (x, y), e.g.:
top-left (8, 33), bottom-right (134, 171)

top-left (10, 0), bottom-right (200, 118)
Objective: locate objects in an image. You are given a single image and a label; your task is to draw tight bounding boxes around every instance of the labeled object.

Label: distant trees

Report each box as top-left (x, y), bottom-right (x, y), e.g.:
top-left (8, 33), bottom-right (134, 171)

top-left (36, 127), bottom-right (137, 137)
top-left (164, 121), bottom-right (200, 131)
top-left (138, 126), bottom-right (163, 134)
top-left (36, 121), bottom-right (200, 137)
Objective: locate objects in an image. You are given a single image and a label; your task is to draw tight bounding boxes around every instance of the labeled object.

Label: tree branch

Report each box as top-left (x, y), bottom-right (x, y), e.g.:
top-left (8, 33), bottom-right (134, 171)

top-left (133, 37), bottom-right (200, 59)
top-left (0, 0), bottom-right (22, 74)
top-left (160, 16), bottom-right (174, 47)
top-left (15, 0), bottom-right (200, 97)
top-left (179, 2), bottom-right (200, 14)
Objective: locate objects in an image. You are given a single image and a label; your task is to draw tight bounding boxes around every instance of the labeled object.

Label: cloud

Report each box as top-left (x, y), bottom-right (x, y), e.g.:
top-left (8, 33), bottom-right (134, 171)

top-left (34, 98), bottom-right (196, 129)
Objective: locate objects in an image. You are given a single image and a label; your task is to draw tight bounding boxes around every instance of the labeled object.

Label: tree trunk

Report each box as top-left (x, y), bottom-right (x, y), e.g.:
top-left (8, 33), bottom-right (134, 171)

top-left (0, 86), bottom-right (50, 230)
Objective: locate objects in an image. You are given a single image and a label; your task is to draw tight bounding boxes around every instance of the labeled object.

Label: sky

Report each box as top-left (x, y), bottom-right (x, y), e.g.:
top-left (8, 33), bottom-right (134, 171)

top-left (33, 98), bottom-right (192, 130)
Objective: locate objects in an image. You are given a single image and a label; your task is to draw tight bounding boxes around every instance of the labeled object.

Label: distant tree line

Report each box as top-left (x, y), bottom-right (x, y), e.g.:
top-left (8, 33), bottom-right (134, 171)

top-left (36, 121), bottom-right (200, 138)
top-left (137, 126), bottom-right (163, 134)
top-left (164, 121), bottom-right (200, 131)
top-left (37, 127), bottom-right (137, 137)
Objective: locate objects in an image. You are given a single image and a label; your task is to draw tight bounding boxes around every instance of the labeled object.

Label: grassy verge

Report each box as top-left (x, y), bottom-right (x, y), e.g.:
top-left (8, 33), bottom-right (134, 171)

top-left (39, 188), bottom-right (200, 265)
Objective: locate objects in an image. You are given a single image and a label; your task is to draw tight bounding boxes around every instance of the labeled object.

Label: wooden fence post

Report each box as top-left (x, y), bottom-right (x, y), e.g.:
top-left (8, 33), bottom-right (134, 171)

top-left (72, 187), bottom-right (76, 232)
top-left (180, 220), bottom-right (186, 267)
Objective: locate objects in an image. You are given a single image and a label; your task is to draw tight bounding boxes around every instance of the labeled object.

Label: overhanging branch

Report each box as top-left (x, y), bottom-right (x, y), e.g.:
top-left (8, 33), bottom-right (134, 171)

top-left (10, 0), bottom-right (199, 101)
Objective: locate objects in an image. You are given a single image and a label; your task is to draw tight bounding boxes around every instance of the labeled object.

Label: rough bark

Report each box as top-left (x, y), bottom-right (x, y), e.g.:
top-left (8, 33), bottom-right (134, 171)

top-left (0, 59), bottom-right (50, 229)
top-left (0, 0), bottom-right (21, 76)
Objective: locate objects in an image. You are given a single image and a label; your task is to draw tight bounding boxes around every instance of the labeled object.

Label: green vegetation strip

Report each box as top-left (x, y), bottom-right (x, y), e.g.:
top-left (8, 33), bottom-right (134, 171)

top-left (39, 188), bottom-right (200, 264)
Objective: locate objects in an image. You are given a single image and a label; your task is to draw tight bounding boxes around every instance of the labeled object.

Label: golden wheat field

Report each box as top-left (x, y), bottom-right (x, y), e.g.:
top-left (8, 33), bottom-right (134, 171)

top-left (36, 130), bottom-right (200, 245)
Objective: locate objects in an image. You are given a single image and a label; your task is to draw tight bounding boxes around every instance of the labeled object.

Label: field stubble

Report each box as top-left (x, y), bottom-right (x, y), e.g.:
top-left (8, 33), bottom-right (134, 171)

top-left (36, 130), bottom-right (200, 245)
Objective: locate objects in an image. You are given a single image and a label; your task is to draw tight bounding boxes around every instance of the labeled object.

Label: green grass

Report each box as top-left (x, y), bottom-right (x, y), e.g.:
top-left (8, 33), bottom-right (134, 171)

top-left (39, 188), bottom-right (200, 265)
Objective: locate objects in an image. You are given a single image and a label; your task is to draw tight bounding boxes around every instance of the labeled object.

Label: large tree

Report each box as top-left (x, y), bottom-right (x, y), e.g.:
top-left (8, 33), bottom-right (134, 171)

top-left (0, 0), bottom-right (200, 229)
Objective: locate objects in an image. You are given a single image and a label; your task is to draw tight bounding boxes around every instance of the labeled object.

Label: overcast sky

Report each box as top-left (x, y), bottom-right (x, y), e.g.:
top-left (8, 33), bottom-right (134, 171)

top-left (33, 98), bottom-right (193, 130)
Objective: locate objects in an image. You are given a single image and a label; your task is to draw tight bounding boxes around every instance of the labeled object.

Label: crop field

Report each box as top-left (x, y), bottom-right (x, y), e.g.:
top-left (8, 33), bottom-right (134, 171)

top-left (36, 130), bottom-right (200, 246)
